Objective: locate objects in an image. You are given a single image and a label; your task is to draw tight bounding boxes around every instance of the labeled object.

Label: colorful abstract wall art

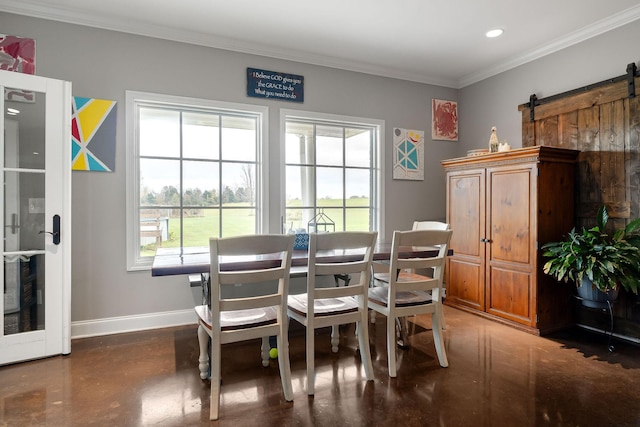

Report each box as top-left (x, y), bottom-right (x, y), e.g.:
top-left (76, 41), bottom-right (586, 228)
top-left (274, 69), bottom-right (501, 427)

top-left (393, 128), bottom-right (424, 180)
top-left (72, 97), bottom-right (117, 171)
top-left (432, 99), bottom-right (458, 141)
top-left (0, 34), bottom-right (36, 102)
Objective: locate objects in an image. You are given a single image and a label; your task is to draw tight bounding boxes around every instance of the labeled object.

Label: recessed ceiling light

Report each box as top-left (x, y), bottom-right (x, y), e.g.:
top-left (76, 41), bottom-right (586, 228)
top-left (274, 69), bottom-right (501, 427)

top-left (486, 28), bottom-right (504, 38)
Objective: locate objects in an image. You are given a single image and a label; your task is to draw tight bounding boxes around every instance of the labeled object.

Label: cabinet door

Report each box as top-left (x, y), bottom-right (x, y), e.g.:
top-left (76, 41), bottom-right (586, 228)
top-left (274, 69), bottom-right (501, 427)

top-left (446, 168), bottom-right (485, 311)
top-left (485, 164), bottom-right (535, 326)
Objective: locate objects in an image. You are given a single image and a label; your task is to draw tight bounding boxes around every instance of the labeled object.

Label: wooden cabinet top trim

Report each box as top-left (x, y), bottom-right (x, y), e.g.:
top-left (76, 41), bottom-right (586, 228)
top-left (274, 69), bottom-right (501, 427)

top-left (441, 146), bottom-right (579, 170)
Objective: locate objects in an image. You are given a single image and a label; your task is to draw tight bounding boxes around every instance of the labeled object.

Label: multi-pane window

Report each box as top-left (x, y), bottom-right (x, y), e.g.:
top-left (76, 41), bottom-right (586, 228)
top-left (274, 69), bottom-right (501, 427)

top-left (284, 112), bottom-right (381, 233)
top-left (127, 92), bottom-right (267, 270)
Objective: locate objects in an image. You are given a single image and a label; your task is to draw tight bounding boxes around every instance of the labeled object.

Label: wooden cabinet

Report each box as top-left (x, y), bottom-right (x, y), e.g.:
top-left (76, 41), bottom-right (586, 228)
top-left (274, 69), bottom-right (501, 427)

top-left (441, 146), bottom-right (579, 335)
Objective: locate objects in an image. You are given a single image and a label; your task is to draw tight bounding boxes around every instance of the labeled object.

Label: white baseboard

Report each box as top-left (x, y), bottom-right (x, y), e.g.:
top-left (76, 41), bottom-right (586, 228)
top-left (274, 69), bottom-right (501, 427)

top-left (71, 309), bottom-right (196, 339)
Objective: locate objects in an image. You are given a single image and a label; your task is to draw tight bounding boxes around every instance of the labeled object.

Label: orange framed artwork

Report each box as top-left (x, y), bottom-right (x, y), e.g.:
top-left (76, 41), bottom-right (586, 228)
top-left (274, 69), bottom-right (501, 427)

top-left (431, 99), bottom-right (458, 141)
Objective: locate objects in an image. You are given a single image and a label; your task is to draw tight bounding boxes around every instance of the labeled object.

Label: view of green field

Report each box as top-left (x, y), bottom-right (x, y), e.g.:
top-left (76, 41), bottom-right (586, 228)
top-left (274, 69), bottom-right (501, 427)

top-left (141, 198), bottom-right (371, 256)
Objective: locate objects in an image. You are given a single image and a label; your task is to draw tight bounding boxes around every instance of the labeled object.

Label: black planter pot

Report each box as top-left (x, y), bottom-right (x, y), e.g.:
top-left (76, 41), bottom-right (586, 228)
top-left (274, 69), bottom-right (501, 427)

top-left (576, 277), bottom-right (619, 309)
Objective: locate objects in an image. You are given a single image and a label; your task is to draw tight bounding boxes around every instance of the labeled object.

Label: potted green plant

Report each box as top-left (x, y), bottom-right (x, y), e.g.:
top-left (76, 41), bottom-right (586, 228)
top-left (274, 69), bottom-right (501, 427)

top-left (542, 205), bottom-right (640, 308)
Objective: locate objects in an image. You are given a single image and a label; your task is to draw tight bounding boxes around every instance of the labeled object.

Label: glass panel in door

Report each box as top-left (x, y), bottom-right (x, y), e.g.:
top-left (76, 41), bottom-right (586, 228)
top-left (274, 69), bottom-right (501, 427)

top-left (3, 88), bottom-right (46, 337)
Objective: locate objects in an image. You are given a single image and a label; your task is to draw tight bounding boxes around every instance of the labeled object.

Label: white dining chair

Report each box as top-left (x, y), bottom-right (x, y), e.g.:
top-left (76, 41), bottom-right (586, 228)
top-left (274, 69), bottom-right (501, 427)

top-left (370, 221), bottom-right (451, 345)
top-left (368, 228), bottom-right (452, 377)
top-left (195, 234), bottom-right (294, 420)
top-left (287, 231), bottom-right (377, 395)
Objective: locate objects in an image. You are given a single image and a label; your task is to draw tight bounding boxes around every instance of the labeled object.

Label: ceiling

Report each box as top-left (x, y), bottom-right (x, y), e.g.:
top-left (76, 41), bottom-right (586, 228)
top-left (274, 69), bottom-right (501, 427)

top-left (1, 0), bottom-right (640, 88)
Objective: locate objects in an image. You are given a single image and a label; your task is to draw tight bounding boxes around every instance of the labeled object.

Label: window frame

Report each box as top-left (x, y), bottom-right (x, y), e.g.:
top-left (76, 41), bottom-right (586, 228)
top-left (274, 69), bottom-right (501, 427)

top-left (126, 91), bottom-right (269, 271)
top-left (280, 109), bottom-right (385, 236)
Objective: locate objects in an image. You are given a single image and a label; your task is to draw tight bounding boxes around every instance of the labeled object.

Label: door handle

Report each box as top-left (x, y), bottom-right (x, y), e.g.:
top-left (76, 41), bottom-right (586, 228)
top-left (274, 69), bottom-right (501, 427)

top-left (39, 214), bottom-right (61, 245)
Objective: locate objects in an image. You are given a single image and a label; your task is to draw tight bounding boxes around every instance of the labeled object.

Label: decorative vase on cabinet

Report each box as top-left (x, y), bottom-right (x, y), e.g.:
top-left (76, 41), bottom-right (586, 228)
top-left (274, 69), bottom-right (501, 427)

top-left (441, 146), bottom-right (579, 335)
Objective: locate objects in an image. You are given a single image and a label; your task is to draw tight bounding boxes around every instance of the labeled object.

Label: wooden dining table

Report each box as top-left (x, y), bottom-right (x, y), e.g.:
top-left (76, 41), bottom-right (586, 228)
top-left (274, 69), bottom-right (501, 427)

top-left (151, 243), bottom-right (450, 277)
top-left (152, 242), bottom-right (451, 349)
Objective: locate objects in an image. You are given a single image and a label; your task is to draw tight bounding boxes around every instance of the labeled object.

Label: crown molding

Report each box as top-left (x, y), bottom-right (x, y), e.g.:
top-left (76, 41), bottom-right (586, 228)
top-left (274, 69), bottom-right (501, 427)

top-left (2, 1), bottom-right (639, 89)
top-left (458, 4), bottom-right (640, 88)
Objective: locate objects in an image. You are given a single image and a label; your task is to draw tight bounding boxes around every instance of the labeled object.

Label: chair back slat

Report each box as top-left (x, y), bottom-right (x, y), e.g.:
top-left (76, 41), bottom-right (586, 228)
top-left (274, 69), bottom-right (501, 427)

top-left (395, 277), bottom-right (437, 293)
top-left (314, 282), bottom-right (364, 299)
top-left (218, 267), bottom-right (288, 286)
top-left (412, 221), bottom-right (450, 231)
top-left (314, 260), bottom-right (369, 277)
top-left (220, 294), bottom-right (282, 312)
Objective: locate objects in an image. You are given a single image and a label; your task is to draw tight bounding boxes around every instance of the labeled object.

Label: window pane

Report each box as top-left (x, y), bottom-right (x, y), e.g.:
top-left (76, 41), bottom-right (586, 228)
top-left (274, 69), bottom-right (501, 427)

top-left (221, 208), bottom-right (256, 237)
top-left (183, 112), bottom-right (219, 160)
top-left (140, 158), bottom-right (180, 206)
top-left (285, 122), bottom-right (314, 165)
top-left (130, 93), bottom-right (265, 269)
top-left (284, 115), bottom-right (378, 234)
top-left (140, 209), bottom-right (174, 256)
top-left (140, 108), bottom-right (180, 158)
top-left (221, 116), bottom-right (256, 161)
top-left (183, 160), bottom-right (219, 207)
top-left (316, 125), bottom-right (343, 166)
top-left (183, 210), bottom-right (218, 247)
top-left (285, 207), bottom-right (315, 232)
top-left (309, 208), bottom-right (341, 232)
top-left (345, 128), bottom-right (371, 167)
top-left (286, 165), bottom-right (314, 206)
top-left (221, 163), bottom-right (256, 206)
top-left (346, 169), bottom-right (370, 206)
top-left (346, 208), bottom-right (370, 231)
top-left (317, 167), bottom-right (343, 207)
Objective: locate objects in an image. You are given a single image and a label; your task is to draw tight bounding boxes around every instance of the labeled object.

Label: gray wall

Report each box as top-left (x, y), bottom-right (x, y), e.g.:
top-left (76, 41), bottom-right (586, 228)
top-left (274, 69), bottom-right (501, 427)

top-left (1, 12), bottom-right (638, 331)
top-left (0, 13), bottom-right (459, 327)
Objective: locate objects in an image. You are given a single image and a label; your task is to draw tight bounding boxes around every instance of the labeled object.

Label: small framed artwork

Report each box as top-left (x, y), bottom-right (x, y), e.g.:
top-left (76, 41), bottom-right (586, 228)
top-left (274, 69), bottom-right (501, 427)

top-left (393, 128), bottom-right (424, 181)
top-left (432, 99), bottom-right (458, 141)
top-left (0, 34), bottom-right (36, 103)
top-left (72, 96), bottom-right (117, 172)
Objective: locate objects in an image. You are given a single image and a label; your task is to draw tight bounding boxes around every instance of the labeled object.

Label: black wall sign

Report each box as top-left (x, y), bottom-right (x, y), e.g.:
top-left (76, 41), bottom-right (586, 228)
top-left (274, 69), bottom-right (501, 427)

top-left (247, 68), bottom-right (304, 103)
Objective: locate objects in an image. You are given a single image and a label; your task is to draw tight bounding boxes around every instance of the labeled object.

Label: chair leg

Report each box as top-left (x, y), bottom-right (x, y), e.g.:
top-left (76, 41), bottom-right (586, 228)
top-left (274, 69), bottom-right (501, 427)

top-left (261, 336), bottom-right (270, 367)
top-left (439, 305), bottom-right (447, 330)
top-left (331, 325), bottom-right (339, 353)
top-left (432, 311), bottom-right (449, 367)
top-left (357, 312), bottom-right (374, 381)
top-left (210, 335), bottom-right (222, 420)
top-left (276, 331), bottom-right (294, 401)
top-left (395, 317), bottom-right (409, 348)
top-left (387, 315), bottom-right (397, 377)
top-left (433, 288), bottom-right (447, 330)
top-left (197, 324), bottom-right (210, 380)
top-left (306, 325), bottom-right (315, 395)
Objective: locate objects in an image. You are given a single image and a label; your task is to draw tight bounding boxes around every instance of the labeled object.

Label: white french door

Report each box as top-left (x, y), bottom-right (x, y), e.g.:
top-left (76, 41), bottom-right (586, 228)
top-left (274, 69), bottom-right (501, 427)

top-left (0, 70), bottom-right (71, 365)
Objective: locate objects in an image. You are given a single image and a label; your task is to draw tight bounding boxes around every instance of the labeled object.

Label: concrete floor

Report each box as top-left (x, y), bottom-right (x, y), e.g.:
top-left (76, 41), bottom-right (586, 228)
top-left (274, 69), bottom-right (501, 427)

top-left (2, 306), bottom-right (639, 426)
